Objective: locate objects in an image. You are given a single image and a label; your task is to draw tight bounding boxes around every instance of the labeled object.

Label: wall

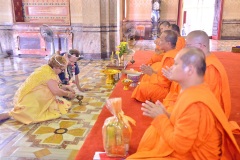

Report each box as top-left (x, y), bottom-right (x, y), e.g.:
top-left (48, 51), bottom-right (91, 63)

top-left (221, 0), bottom-right (240, 39)
top-left (161, 0), bottom-right (179, 22)
top-left (1, 0), bottom-right (240, 58)
top-left (72, 0), bottom-right (122, 59)
top-left (0, 1), bottom-right (14, 25)
top-left (123, 0), bottom-right (178, 40)
top-left (0, 0), bottom-right (14, 57)
top-left (70, 0), bottom-right (83, 24)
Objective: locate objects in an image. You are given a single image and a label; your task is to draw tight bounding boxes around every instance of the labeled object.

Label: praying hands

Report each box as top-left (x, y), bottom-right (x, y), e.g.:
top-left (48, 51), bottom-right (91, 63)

top-left (140, 64), bottom-right (155, 76)
top-left (162, 66), bottom-right (173, 80)
top-left (141, 100), bottom-right (170, 118)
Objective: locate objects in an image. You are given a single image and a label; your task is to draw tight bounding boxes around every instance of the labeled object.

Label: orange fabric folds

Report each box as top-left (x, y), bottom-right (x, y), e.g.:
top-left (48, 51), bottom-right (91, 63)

top-left (127, 84), bottom-right (240, 160)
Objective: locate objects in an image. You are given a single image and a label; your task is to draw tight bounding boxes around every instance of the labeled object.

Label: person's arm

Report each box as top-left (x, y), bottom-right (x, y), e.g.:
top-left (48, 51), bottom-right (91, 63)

top-left (47, 79), bottom-right (75, 99)
top-left (59, 83), bottom-right (75, 93)
top-left (140, 64), bottom-right (158, 76)
top-left (74, 75), bottom-right (84, 91)
top-left (152, 103), bottom-right (208, 154)
top-left (74, 63), bottom-right (89, 92)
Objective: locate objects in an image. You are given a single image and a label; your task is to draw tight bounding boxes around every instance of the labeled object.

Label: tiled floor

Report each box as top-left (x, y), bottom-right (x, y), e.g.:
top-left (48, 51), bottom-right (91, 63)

top-left (0, 39), bottom-right (239, 160)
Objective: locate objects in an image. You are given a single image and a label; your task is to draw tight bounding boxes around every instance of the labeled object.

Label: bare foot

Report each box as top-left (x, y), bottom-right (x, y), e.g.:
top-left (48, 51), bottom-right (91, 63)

top-left (0, 112), bottom-right (10, 121)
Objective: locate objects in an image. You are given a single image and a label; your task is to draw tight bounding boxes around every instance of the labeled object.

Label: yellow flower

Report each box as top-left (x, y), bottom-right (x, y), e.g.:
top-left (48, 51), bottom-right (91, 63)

top-left (116, 41), bottom-right (128, 57)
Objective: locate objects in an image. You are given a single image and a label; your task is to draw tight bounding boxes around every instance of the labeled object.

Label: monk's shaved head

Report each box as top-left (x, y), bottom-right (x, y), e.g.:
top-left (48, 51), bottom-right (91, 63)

top-left (180, 47), bottom-right (206, 76)
top-left (186, 30), bottom-right (210, 54)
top-left (163, 30), bottom-right (178, 48)
top-left (171, 24), bottom-right (180, 35)
top-left (160, 21), bottom-right (171, 27)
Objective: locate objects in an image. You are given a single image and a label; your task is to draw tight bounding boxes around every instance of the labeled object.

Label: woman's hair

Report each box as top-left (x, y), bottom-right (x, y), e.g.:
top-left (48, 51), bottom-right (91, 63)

top-left (68, 49), bottom-right (80, 58)
top-left (48, 54), bottom-right (67, 68)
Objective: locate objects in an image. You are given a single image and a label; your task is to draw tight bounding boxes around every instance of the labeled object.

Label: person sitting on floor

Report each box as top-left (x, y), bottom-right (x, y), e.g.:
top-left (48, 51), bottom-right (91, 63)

top-left (131, 30), bottom-right (178, 103)
top-left (0, 55), bottom-right (76, 124)
top-left (127, 47), bottom-right (240, 160)
top-left (162, 30), bottom-right (231, 118)
top-left (59, 49), bottom-right (89, 92)
top-left (170, 24), bottom-right (186, 51)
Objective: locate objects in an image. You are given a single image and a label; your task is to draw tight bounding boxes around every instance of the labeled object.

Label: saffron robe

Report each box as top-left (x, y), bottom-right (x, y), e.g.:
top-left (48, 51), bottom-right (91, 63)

top-left (145, 52), bottom-right (165, 66)
top-left (127, 83), bottom-right (240, 160)
top-left (131, 49), bottom-right (178, 103)
top-left (163, 53), bottom-right (231, 118)
top-left (175, 36), bottom-right (186, 51)
top-left (10, 65), bottom-right (71, 124)
top-left (147, 37), bottom-right (185, 66)
top-left (141, 49), bottom-right (178, 83)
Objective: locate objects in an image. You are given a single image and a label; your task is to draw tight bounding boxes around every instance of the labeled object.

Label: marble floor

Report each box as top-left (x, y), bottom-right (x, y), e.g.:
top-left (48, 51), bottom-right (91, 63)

top-left (0, 39), bottom-right (240, 160)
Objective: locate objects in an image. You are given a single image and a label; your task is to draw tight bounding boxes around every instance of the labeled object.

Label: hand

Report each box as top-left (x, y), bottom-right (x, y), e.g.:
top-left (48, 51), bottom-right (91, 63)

top-left (65, 85), bottom-right (75, 93)
top-left (141, 100), bottom-right (168, 118)
top-left (67, 91), bottom-right (76, 99)
top-left (162, 66), bottom-right (172, 80)
top-left (140, 64), bottom-right (153, 76)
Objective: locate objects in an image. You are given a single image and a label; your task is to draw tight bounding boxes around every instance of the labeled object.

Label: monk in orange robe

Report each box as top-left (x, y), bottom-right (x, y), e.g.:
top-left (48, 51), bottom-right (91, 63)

top-left (127, 47), bottom-right (240, 160)
top-left (170, 24), bottom-right (186, 51)
top-left (131, 30), bottom-right (178, 103)
top-left (162, 30), bottom-right (231, 118)
top-left (146, 24), bottom-right (185, 66)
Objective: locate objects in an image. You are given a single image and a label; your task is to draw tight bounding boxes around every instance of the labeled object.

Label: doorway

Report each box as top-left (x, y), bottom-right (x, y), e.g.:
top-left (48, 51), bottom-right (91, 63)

top-left (181, 0), bottom-right (215, 36)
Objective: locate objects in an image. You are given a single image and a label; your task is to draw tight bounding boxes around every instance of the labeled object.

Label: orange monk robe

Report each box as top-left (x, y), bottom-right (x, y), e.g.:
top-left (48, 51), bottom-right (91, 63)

top-left (141, 49), bottom-right (178, 83)
top-left (127, 83), bottom-right (240, 160)
top-left (163, 53), bottom-right (231, 118)
top-left (145, 52), bottom-right (165, 66)
top-left (131, 49), bottom-right (178, 103)
top-left (175, 36), bottom-right (186, 51)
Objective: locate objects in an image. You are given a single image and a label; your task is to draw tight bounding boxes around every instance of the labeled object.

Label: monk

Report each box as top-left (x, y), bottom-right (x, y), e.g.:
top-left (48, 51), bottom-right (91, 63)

top-left (127, 47), bottom-right (240, 160)
top-left (132, 30), bottom-right (178, 103)
top-left (147, 21), bottom-right (171, 65)
top-left (146, 23), bottom-right (185, 66)
top-left (170, 24), bottom-right (186, 51)
top-left (162, 30), bottom-right (231, 119)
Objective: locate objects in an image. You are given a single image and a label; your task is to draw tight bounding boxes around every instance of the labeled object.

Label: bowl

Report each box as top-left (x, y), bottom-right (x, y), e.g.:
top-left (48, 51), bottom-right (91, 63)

top-left (122, 78), bottom-right (133, 90)
top-left (101, 69), bottom-right (121, 84)
top-left (127, 73), bottom-right (141, 87)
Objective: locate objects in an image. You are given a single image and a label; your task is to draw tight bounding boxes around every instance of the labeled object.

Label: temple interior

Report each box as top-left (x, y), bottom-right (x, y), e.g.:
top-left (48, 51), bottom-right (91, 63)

top-left (0, 0), bottom-right (240, 159)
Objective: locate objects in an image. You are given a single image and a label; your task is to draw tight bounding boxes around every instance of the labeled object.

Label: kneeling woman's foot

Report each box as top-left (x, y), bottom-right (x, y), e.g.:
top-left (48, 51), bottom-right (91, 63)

top-left (0, 112), bottom-right (10, 121)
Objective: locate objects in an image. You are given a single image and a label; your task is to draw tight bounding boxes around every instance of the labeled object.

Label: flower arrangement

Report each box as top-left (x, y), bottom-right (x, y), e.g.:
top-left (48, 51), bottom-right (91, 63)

top-left (116, 41), bottom-right (128, 57)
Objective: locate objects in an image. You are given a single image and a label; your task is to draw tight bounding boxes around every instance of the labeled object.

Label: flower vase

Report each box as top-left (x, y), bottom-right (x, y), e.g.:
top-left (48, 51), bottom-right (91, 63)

top-left (117, 54), bottom-right (121, 65)
top-left (120, 55), bottom-right (125, 65)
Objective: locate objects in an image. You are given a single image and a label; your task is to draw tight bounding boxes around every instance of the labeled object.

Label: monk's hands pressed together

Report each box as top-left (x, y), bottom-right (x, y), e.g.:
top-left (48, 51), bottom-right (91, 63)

top-left (140, 64), bottom-right (154, 76)
top-left (162, 66), bottom-right (172, 80)
top-left (141, 100), bottom-right (170, 118)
